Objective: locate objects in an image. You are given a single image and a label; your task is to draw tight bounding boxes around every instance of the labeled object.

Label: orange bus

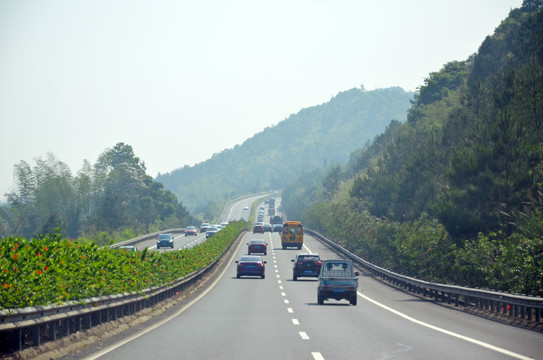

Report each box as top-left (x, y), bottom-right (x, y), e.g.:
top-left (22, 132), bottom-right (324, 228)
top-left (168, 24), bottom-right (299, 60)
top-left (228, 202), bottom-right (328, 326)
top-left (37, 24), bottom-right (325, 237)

top-left (281, 221), bottom-right (304, 249)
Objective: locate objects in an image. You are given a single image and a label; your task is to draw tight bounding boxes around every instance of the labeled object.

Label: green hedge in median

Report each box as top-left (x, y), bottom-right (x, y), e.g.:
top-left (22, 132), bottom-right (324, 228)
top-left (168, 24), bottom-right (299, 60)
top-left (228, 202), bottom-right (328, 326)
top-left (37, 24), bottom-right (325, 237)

top-left (0, 221), bottom-right (247, 310)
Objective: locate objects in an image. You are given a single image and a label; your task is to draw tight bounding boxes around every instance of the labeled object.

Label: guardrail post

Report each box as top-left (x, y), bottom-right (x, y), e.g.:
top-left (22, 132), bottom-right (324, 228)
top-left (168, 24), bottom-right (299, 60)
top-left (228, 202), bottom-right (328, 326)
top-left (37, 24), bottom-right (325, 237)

top-left (50, 322), bottom-right (57, 341)
top-left (32, 325), bottom-right (40, 346)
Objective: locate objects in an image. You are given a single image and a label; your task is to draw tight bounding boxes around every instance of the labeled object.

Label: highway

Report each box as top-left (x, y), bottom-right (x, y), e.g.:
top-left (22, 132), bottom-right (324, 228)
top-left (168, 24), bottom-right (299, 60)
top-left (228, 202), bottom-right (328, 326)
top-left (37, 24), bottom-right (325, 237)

top-left (75, 198), bottom-right (541, 360)
top-left (130, 194), bottom-right (261, 251)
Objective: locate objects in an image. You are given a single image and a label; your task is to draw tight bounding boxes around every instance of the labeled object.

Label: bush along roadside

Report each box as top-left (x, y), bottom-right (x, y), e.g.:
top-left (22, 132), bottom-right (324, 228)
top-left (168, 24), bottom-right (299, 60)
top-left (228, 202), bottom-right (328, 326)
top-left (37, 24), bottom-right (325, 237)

top-left (0, 221), bottom-right (248, 310)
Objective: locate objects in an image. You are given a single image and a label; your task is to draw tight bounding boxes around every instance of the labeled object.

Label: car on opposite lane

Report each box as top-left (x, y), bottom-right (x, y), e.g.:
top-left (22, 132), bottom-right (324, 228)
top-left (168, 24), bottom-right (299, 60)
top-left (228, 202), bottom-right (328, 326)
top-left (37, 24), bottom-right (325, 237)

top-left (292, 253), bottom-right (322, 280)
top-left (157, 233), bottom-right (174, 249)
top-left (200, 223), bottom-right (211, 233)
top-left (185, 226), bottom-right (197, 236)
top-left (236, 255), bottom-right (266, 278)
top-left (247, 239), bottom-right (267, 255)
top-left (206, 225), bottom-right (219, 239)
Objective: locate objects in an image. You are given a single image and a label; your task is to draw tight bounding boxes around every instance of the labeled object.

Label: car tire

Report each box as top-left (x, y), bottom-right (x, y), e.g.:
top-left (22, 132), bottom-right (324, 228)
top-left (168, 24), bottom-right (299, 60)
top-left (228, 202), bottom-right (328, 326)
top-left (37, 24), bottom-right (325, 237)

top-left (236, 274), bottom-right (240, 279)
top-left (293, 274), bottom-right (297, 281)
top-left (350, 293), bottom-right (357, 305)
top-left (248, 251), bottom-right (251, 255)
top-left (261, 274), bottom-right (265, 279)
top-left (157, 245), bottom-right (160, 249)
top-left (264, 252), bottom-right (267, 255)
top-left (318, 294), bottom-right (324, 305)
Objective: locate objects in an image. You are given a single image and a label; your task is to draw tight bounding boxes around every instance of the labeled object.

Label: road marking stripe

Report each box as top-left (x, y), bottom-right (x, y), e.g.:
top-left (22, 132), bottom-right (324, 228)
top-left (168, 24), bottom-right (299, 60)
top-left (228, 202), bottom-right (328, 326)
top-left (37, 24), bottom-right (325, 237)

top-left (284, 299), bottom-right (289, 304)
top-left (312, 352), bottom-right (325, 360)
top-left (358, 292), bottom-right (532, 360)
top-left (292, 319), bottom-right (299, 325)
top-left (287, 307), bottom-right (293, 313)
top-left (281, 292), bottom-right (286, 296)
top-left (299, 332), bottom-right (310, 340)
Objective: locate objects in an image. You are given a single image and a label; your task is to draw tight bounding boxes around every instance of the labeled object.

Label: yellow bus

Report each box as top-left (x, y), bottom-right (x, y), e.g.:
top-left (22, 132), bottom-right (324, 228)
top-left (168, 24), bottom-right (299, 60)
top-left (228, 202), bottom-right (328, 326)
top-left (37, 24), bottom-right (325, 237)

top-left (281, 221), bottom-right (304, 249)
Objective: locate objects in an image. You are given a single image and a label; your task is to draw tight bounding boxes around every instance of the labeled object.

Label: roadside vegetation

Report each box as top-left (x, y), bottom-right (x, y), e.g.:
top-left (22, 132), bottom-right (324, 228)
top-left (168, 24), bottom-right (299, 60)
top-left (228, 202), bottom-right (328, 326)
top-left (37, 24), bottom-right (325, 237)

top-left (284, 0), bottom-right (543, 297)
top-left (0, 143), bottom-right (198, 242)
top-left (0, 221), bottom-right (247, 310)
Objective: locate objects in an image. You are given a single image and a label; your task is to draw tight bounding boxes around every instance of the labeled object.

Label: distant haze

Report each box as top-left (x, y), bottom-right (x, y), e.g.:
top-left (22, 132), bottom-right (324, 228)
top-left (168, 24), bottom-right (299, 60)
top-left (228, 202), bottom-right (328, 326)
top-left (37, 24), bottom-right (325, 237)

top-left (0, 0), bottom-right (523, 201)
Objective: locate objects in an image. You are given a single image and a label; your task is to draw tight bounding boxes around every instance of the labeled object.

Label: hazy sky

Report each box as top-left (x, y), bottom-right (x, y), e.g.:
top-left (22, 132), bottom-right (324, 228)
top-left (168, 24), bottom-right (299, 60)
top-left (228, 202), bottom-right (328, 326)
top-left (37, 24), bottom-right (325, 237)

top-left (0, 0), bottom-right (523, 200)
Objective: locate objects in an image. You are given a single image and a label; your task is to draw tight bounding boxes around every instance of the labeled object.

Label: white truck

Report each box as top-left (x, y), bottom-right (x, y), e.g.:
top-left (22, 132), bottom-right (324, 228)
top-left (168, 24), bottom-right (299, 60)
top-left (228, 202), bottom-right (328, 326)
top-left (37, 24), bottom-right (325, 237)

top-left (317, 259), bottom-right (359, 305)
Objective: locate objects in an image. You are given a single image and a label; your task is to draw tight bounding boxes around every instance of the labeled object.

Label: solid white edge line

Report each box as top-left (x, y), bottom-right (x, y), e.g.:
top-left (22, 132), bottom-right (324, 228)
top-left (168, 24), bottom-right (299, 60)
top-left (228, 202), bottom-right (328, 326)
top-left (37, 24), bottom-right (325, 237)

top-left (358, 292), bottom-right (533, 360)
top-left (84, 231), bottom-right (247, 360)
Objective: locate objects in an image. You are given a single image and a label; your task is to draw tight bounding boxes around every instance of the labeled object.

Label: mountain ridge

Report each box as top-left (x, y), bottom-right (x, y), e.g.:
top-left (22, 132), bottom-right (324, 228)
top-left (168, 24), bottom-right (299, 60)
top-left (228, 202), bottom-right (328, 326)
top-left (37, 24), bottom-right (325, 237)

top-left (156, 86), bottom-right (414, 214)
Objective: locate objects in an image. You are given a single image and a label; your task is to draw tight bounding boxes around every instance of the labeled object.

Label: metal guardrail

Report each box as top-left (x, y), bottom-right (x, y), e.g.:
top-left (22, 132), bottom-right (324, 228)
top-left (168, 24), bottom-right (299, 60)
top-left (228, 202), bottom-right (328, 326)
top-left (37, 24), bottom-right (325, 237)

top-left (0, 229), bottom-right (247, 353)
top-left (307, 229), bottom-right (543, 324)
top-left (0, 193), bottom-right (267, 354)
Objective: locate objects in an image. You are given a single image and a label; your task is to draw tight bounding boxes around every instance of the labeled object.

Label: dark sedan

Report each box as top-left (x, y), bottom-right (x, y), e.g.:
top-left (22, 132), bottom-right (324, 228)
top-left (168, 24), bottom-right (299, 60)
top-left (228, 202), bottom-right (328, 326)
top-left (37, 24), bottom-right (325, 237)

top-left (156, 233), bottom-right (174, 249)
top-left (291, 253), bottom-right (322, 280)
top-left (247, 240), bottom-right (267, 255)
top-left (236, 256), bottom-right (266, 278)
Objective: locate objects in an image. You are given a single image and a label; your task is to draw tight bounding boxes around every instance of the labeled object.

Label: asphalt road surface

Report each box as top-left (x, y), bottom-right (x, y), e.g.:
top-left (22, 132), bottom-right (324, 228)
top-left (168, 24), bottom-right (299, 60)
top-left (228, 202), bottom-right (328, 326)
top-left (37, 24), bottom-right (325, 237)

top-left (78, 199), bottom-right (542, 360)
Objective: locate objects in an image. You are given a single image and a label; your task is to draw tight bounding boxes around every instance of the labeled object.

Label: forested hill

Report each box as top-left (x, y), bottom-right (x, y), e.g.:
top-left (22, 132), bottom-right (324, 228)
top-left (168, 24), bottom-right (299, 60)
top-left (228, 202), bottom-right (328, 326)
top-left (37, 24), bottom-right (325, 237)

top-left (289, 0), bottom-right (543, 296)
top-left (156, 86), bottom-right (413, 214)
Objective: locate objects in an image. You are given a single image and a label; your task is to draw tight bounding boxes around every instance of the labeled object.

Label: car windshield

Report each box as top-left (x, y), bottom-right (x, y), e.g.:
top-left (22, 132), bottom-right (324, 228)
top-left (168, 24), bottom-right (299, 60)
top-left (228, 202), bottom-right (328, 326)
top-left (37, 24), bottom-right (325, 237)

top-left (250, 240), bottom-right (265, 244)
top-left (158, 234), bottom-right (171, 240)
top-left (240, 256), bottom-right (261, 262)
top-left (187, 226), bottom-right (196, 230)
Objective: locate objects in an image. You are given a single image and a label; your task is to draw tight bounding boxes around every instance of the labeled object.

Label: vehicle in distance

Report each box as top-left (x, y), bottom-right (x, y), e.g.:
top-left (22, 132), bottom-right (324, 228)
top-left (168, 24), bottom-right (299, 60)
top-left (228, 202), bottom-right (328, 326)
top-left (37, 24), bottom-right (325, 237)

top-left (243, 206), bottom-right (249, 210)
top-left (236, 256), bottom-right (266, 278)
top-left (156, 233), bottom-right (174, 249)
top-left (273, 224), bottom-right (283, 233)
top-left (270, 215), bottom-right (283, 225)
top-left (281, 221), bottom-right (303, 249)
top-left (253, 224), bottom-right (264, 233)
top-left (263, 223), bottom-right (273, 232)
top-left (247, 240), bottom-right (267, 255)
top-left (184, 226), bottom-right (197, 236)
top-left (292, 253), bottom-right (322, 280)
top-left (119, 245), bottom-right (137, 252)
top-left (317, 260), bottom-right (359, 305)
top-left (206, 226), bottom-right (219, 239)
top-left (200, 223), bottom-right (211, 232)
